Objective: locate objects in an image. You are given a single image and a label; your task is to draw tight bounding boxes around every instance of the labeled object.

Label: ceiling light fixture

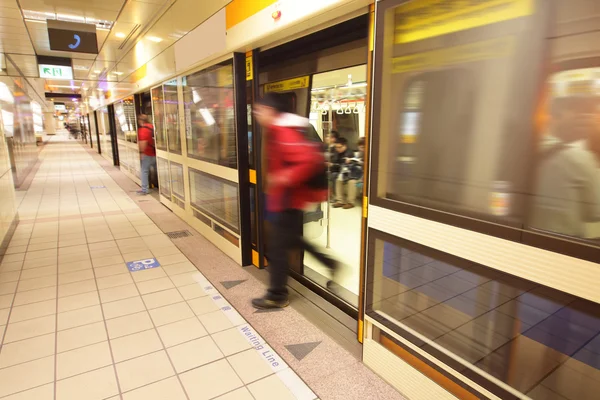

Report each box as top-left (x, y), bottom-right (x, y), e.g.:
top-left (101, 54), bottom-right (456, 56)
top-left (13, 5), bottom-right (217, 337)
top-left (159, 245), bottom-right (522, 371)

top-left (113, 71), bottom-right (124, 75)
top-left (115, 32), bottom-right (126, 38)
top-left (148, 36), bottom-right (162, 43)
top-left (94, 70), bottom-right (102, 74)
top-left (22, 10), bottom-right (114, 29)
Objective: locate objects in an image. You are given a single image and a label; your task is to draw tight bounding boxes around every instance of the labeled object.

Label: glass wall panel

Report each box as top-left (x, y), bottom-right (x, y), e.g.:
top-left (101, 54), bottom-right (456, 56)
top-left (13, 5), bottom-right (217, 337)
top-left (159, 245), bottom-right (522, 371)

top-left (97, 106), bottom-right (113, 162)
top-left (183, 62), bottom-right (237, 168)
top-left (151, 86), bottom-right (167, 151)
top-left (367, 230), bottom-right (600, 400)
top-left (114, 97), bottom-right (136, 143)
top-left (157, 157), bottom-right (171, 198)
top-left (189, 168), bottom-right (239, 233)
top-left (371, 0), bottom-right (600, 254)
top-left (170, 161), bottom-right (185, 200)
top-left (164, 80), bottom-right (181, 154)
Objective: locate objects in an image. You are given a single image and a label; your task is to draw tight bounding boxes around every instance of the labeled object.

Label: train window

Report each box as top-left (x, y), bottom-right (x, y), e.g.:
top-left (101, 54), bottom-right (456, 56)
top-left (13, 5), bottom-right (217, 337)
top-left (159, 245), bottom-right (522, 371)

top-left (183, 62), bottom-right (237, 169)
top-left (372, 0), bottom-right (600, 255)
top-left (151, 86), bottom-right (167, 151)
top-left (164, 80), bottom-right (181, 155)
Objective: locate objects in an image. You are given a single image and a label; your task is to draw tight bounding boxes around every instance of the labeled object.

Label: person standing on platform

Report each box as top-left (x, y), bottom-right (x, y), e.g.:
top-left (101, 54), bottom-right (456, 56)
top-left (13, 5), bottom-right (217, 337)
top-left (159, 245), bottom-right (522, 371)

top-left (252, 93), bottom-right (337, 309)
top-left (137, 114), bottom-right (156, 195)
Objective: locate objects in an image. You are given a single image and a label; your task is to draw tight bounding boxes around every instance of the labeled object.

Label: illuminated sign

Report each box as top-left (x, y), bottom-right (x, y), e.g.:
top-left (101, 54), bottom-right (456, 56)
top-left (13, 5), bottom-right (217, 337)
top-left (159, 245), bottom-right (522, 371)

top-left (392, 37), bottom-right (514, 74)
top-left (54, 104), bottom-right (66, 111)
top-left (39, 64), bottom-right (73, 80)
top-left (265, 76), bottom-right (310, 93)
top-left (47, 20), bottom-right (98, 54)
top-left (394, 0), bottom-right (533, 44)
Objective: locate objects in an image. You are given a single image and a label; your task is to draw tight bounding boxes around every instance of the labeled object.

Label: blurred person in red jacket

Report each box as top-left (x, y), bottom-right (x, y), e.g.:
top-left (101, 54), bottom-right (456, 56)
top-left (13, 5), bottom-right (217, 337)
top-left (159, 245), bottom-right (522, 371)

top-left (137, 114), bottom-right (156, 195)
top-left (252, 93), bottom-right (337, 309)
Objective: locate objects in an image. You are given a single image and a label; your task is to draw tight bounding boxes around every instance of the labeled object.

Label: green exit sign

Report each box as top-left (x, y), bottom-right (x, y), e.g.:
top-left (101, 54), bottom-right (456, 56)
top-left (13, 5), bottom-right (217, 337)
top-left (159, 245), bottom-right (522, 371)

top-left (38, 64), bottom-right (73, 80)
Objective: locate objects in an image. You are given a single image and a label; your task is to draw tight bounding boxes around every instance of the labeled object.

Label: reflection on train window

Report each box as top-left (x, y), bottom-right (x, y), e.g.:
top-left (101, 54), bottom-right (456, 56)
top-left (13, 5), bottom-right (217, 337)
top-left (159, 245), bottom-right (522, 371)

top-left (367, 232), bottom-right (600, 399)
top-left (164, 80), bottom-right (181, 154)
top-left (151, 86), bottom-right (167, 151)
top-left (528, 68), bottom-right (600, 244)
top-left (183, 62), bottom-right (237, 168)
top-left (189, 168), bottom-right (239, 233)
top-left (114, 97), bottom-right (136, 143)
top-left (97, 107), bottom-right (113, 161)
top-left (156, 157), bottom-right (171, 199)
top-left (170, 161), bottom-right (185, 201)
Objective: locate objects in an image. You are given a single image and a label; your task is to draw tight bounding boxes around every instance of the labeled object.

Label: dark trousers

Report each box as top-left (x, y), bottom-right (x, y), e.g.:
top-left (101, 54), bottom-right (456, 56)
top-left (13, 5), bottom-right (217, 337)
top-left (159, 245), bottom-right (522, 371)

top-left (267, 209), bottom-right (334, 301)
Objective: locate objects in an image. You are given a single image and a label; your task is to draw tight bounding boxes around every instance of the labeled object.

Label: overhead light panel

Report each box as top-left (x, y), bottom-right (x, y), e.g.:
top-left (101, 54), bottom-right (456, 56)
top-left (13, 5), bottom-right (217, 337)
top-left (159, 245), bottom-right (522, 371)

top-left (23, 10), bottom-right (113, 29)
top-left (148, 36), bottom-right (162, 43)
top-left (115, 32), bottom-right (126, 38)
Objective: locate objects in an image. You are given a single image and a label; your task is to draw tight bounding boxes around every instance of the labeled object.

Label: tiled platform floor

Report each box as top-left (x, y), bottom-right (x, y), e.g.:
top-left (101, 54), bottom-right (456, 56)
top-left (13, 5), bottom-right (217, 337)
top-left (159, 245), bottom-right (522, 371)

top-left (0, 134), bottom-right (404, 400)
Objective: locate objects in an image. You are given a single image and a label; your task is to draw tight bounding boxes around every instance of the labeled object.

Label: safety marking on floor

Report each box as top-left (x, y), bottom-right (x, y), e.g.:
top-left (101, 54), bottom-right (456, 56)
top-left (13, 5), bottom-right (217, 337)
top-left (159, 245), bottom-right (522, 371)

top-left (191, 271), bottom-right (317, 400)
top-left (90, 185), bottom-right (106, 189)
top-left (126, 258), bottom-right (161, 272)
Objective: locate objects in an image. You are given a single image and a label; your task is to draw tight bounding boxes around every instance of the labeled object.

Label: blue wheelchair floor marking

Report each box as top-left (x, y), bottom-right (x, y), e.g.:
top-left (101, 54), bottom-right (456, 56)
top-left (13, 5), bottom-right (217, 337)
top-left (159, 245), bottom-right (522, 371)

top-left (127, 258), bottom-right (161, 272)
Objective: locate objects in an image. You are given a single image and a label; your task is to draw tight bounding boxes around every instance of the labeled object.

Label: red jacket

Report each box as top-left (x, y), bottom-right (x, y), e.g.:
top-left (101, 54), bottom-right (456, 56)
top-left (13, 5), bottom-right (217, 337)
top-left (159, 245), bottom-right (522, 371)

top-left (266, 114), bottom-right (327, 212)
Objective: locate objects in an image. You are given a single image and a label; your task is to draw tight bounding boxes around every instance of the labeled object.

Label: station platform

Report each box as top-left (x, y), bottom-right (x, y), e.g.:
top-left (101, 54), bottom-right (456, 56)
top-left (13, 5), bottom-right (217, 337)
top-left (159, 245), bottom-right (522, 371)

top-left (0, 132), bottom-right (404, 400)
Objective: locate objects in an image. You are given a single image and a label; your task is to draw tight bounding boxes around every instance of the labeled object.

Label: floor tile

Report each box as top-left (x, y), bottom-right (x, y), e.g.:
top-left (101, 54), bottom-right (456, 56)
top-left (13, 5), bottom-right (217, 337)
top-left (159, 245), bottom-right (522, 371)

top-left (94, 263), bottom-right (129, 278)
top-left (0, 271), bottom-right (21, 284)
top-left (99, 283), bottom-right (139, 303)
top-left (0, 281), bottom-right (18, 295)
top-left (57, 321), bottom-right (107, 352)
top-left (57, 291), bottom-right (99, 313)
top-left (149, 302), bottom-right (194, 327)
top-left (131, 267), bottom-right (167, 283)
top-left (121, 376), bottom-right (187, 400)
top-left (110, 329), bottom-right (164, 363)
top-left (19, 266), bottom-right (57, 280)
top-left (13, 286), bottom-right (56, 307)
top-left (212, 327), bottom-right (253, 356)
top-left (0, 356), bottom-right (55, 398)
top-left (0, 333), bottom-right (55, 368)
top-left (142, 288), bottom-right (184, 309)
top-left (0, 307), bottom-right (9, 325)
top-left (169, 271), bottom-right (203, 287)
top-left (155, 253), bottom-right (188, 266)
top-left (57, 305), bottom-right (104, 331)
top-left (58, 279), bottom-right (97, 298)
top-left (25, 249), bottom-right (57, 261)
top-left (92, 255), bottom-right (124, 268)
top-left (122, 251), bottom-right (154, 262)
top-left (28, 242), bottom-right (58, 252)
top-left (97, 273), bottom-right (133, 290)
top-left (56, 366), bottom-right (119, 400)
top-left (180, 358), bottom-right (243, 400)
top-left (58, 259), bottom-right (92, 274)
top-left (56, 341), bottom-right (113, 379)
top-left (136, 277), bottom-right (174, 295)
top-left (102, 296), bottom-right (146, 320)
top-left (88, 241), bottom-right (117, 251)
top-left (188, 296), bottom-right (219, 316)
top-left (9, 299), bottom-right (56, 323)
top-left (0, 293), bottom-right (13, 309)
top-left (22, 257), bottom-right (57, 271)
top-left (17, 276), bottom-right (56, 292)
top-left (167, 336), bottom-right (224, 373)
top-left (3, 315), bottom-right (56, 343)
top-left (58, 252), bottom-right (90, 264)
top-left (0, 261), bottom-right (23, 273)
top-left (198, 310), bottom-right (234, 334)
top-left (177, 283), bottom-right (207, 300)
top-left (58, 269), bottom-right (94, 285)
top-left (247, 374), bottom-right (296, 400)
top-left (156, 317), bottom-right (208, 348)
top-left (162, 261), bottom-right (197, 276)
top-left (0, 383), bottom-right (54, 400)
top-left (214, 388), bottom-right (255, 400)
top-left (106, 311), bottom-right (153, 339)
top-left (228, 349), bottom-right (275, 384)
top-left (115, 350), bottom-right (175, 392)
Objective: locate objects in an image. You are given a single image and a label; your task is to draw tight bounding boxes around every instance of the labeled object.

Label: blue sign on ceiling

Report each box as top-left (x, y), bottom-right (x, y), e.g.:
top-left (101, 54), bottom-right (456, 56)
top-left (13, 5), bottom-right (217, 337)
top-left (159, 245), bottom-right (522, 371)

top-left (127, 258), bottom-right (161, 272)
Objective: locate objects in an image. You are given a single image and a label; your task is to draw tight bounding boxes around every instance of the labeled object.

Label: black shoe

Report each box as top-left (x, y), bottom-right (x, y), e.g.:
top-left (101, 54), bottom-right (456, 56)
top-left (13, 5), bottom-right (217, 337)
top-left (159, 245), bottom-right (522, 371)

top-left (252, 297), bottom-right (289, 309)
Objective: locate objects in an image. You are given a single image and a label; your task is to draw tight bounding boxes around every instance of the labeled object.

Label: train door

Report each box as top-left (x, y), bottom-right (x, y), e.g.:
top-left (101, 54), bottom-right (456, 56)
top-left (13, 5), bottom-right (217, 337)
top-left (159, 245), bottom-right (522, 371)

top-left (249, 14), bottom-right (371, 319)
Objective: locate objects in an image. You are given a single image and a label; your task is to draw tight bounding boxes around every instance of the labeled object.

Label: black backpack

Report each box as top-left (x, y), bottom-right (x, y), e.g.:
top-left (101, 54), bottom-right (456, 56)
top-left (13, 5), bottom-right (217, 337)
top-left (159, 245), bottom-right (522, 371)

top-left (301, 125), bottom-right (328, 190)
